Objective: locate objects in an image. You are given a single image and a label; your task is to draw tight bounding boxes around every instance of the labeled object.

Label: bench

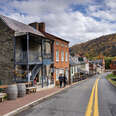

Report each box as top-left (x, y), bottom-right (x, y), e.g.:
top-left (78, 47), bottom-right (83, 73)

top-left (0, 93), bottom-right (7, 102)
top-left (25, 82), bottom-right (32, 87)
top-left (26, 87), bottom-right (37, 94)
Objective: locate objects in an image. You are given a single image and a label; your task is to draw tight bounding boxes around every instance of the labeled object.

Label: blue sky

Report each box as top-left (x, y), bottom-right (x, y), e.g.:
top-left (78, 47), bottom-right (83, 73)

top-left (0, 0), bottom-right (116, 46)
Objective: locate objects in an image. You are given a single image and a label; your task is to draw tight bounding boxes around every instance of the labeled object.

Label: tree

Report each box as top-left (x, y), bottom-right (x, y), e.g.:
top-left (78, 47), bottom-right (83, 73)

top-left (105, 59), bottom-right (111, 69)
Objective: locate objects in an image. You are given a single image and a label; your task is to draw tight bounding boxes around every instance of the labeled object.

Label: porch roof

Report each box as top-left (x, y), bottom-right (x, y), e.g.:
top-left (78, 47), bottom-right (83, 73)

top-left (0, 14), bottom-right (45, 37)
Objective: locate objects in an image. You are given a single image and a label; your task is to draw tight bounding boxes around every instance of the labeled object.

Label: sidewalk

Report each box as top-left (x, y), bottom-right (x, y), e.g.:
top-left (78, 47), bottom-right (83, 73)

top-left (0, 87), bottom-right (60, 116)
top-left (0, 79), bottom-right (88, 116)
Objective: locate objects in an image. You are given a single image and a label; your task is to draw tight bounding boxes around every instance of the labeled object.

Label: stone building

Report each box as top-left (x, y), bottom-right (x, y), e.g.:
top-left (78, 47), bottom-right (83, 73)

top-left (0, 15), bottom-right (54, 86)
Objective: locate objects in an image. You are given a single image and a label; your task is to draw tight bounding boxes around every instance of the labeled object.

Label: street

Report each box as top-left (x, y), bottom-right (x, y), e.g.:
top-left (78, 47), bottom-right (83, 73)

top-left (16, 73), bottom-right (116, 116)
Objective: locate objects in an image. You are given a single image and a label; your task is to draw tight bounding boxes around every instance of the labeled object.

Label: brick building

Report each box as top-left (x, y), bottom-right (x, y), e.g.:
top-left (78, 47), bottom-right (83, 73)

top-left (110, 60), bottom-right (116, 70)
top-left (29, 22), bottom-right (69, 85)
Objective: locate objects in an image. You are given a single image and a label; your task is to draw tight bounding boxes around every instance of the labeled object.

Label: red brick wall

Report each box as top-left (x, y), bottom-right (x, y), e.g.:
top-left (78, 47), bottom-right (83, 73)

top-left (53, 39), bottom-right (69, 82)
top-left (110, 61), bottom-right (116, 70)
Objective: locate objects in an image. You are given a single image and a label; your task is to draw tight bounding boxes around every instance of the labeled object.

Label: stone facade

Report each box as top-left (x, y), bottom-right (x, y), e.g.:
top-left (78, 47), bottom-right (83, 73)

top-left (0, 19), bottom-right (14, 84)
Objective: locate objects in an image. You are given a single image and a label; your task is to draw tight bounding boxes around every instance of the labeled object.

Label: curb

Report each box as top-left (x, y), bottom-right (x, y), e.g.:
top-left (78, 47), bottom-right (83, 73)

top-left (3, 78), bottom-right (88, 116)
top-left (104, 73), bottom-right (116, 88)
top-left (106, 78), bottom-right (116, 88)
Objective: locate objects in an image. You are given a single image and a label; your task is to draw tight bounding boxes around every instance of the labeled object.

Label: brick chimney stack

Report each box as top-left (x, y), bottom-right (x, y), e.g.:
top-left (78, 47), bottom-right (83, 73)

top-left (29, 22), bottom-right (45, 32)
top-left (38, 22), bottom-right (45, 32)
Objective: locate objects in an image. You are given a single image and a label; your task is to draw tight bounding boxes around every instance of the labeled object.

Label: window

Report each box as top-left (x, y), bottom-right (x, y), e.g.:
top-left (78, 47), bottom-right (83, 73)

top-left (61, 51), bottom-right (64, 62)
top-left (45, 42), bottom-right (51, 54)
top-left (56, 50), bottom-right (59, 62)
top-left (56, 69), bottom-right (59, 80)
top-left (71, 67), bottom-right (73, 74)
top-left (65, 52), bottom-right (68, 62)
top-left (74, 66), bottom-right (76, 73)
top-left (65, 44), bottom-right (68, 47)
top-left (61, 44), bottom-right (64, 47)
top-left (114, 61), bottom-right (116, 65)
top-left (56, 41), bottom-right (59, 45)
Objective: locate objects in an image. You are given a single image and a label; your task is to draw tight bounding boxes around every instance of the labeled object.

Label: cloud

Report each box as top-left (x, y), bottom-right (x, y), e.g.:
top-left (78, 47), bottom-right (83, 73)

top-left (0, 0), bottom-right (116, 46)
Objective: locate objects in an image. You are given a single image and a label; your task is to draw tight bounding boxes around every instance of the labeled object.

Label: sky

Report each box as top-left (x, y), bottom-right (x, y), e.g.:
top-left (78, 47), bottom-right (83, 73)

top-left (0, 0), bottom-right (116, 46)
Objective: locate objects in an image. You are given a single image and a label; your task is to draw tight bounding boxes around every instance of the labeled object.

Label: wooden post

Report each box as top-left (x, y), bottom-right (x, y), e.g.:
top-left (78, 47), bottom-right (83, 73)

top-left (51, 40), bottom-right (55, 85)
top-left (27, 33), bottom-right (30, 82)
top-left (41, 39), bottom-right (44, 88)
top-left (13, 36), bottom-right (16, 81)
top-left (51, 41), bottom-right (54, 61)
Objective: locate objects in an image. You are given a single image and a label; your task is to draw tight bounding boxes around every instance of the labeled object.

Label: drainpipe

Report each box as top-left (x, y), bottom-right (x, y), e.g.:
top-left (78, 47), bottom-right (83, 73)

top-left (13, 36), bottom-right (16, 82)
top-left (41, 39), bottom-right (44, 88)
top-left (27, 33), bottom-right (30, 84)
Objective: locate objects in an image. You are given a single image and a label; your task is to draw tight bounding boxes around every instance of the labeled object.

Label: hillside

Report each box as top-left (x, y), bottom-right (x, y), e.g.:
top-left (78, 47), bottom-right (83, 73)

top-left (70, 33), bottom-right (116, 57)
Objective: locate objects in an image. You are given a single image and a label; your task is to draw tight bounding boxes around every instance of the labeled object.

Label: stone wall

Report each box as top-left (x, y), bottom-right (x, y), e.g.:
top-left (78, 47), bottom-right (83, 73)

top-left (0, 19), bottom-right (14, 84)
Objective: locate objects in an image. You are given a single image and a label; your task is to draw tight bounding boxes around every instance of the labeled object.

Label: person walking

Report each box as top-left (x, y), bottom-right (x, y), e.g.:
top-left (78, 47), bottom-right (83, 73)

top-left (59, 74), bottom-right (63, 88)
top-left (27, 71), bottom-right (31, 82)
top-left (63, 74), bottom-right (67, 87)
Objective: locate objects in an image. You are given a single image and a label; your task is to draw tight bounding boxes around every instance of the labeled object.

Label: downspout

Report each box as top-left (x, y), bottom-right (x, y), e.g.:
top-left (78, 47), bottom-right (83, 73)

top-left (27, 33), bottom-right (30, 83)
top-left (13, 36), bottom-right (16, 82)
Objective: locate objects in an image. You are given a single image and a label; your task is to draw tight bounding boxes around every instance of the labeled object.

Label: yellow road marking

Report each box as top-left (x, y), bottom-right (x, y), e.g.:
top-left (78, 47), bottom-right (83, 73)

top-left (94, 79), bottom-right (99, 116)
top-left (85, 79), bottom-right (99, 116)
top-left (85, 80), bottom-right (96, 116)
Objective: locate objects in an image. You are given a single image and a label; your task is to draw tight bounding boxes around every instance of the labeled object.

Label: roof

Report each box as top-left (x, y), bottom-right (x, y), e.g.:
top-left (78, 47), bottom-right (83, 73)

top-left (69, 56), bottom-right (78, 65)
top-left (69, 58), bottom-right (77, 65)
top-left (0, 14), bottom-right (45, 37)
top-left (89, 60), bottom-right (103, 66)
top-left (41, 31), bottom-right (69, 43)
top-left (112, 59), bottom-right (116, 61)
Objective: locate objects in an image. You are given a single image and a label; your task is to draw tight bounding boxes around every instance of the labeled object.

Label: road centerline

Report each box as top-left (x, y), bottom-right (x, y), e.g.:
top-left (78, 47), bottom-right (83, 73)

top-left (85, 78), bottom-right (99, 116)
top-left (94, 79), bottom-right (99, 116)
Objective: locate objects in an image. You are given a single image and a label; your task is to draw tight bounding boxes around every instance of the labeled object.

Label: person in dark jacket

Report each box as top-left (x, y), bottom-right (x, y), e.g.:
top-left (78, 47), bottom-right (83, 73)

top-left (59, 74), bottom-right (63, 88)
top-left (63, 74), bottom-right (67, 87)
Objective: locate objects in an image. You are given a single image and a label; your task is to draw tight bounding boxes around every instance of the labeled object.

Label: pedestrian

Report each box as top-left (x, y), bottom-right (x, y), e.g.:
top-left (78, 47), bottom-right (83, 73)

top-left (34, 77), bottom-right (37, 85)
top-left (59, 74), bottom-right (63, 88)
top-left (63, 74), bottom-right (67, 87)
top-left (27, 71), bottom-right (32, 82)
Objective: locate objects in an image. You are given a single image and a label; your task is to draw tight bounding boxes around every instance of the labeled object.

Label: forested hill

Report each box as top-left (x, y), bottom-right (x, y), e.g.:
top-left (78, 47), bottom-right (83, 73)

top-left (70, 33), bottom-right (116, 57)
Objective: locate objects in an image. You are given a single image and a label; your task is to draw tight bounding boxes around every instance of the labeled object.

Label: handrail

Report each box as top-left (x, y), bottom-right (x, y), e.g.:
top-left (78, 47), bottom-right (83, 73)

top-left (43, 53), bottom-right (52, 59)
top-left (31, 64), bottom-right (41, 81)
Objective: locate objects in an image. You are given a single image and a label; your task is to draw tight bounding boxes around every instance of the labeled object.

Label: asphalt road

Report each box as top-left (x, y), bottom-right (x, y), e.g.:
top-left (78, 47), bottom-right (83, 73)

top-left (16, 73), bottom-right (116, 116)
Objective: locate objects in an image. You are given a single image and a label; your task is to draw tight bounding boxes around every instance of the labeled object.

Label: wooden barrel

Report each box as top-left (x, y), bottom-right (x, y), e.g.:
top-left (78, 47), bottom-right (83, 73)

top-left (7, 84), bottom-right (18, 100)
top-left (17, 83), bottom-right (26, 97)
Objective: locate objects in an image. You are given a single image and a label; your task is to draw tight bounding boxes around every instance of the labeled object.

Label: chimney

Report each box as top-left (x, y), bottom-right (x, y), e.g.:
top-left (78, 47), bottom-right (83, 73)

top-left (38, 22), bottom-right (45, 32)
top-left (29, 22), bottom-right (45, 32)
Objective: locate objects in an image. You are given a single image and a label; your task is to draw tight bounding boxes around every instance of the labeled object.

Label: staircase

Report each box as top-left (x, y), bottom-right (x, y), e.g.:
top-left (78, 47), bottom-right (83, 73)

top-left (30, 64), bottom-right (41, 81)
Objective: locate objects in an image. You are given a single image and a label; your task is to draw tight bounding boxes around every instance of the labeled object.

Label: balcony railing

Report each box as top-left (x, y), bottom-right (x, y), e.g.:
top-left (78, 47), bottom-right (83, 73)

top-left (43, 53), bottom-right (52, 59)
top-left (16, 51), bottom-right (53, 64)
top-left (16, 51), bottom-right (42, 64)
top-left (16, 51), bottom-right (27, 63)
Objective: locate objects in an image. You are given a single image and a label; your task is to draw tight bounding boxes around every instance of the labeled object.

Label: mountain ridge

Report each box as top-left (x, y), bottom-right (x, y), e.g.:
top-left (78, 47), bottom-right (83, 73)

top-left (70, 33), bottom-right (116, 57)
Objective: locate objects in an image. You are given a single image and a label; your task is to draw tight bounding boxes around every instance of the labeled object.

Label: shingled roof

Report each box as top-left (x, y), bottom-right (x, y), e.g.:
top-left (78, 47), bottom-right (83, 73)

top-left (42, 31), bottom-right (69, 43)
top-left (0, 14), bottom-right (45, 37)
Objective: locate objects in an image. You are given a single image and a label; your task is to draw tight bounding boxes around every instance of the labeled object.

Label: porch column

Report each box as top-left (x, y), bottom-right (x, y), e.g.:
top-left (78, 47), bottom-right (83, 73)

top-left (51, 41), bottom-right (54, 62)
top-left (13, 36), bottom-right (16, 81)
top-left (41, 39), bottom-right (44, 88)
top-left (27, 33), bottom-right (30, 81)
top-left (51, 41), bottom-right (55, 85)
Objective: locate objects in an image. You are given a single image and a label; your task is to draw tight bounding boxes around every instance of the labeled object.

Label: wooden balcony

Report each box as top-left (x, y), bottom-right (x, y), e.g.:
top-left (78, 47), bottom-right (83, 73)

top-left (16, 51), bottom-right (53, 65)
top-left (16, 51), bottom-right (42, 65)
